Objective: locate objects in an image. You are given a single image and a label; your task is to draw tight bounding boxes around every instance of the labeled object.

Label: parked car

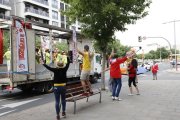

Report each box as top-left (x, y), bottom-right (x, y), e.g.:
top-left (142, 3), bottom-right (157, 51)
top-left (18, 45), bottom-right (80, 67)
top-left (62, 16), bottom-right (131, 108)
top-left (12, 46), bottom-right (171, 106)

top-left (143, 62), bottom-right (153, 71)
top-left (120, 64), bottom-right (147, 75)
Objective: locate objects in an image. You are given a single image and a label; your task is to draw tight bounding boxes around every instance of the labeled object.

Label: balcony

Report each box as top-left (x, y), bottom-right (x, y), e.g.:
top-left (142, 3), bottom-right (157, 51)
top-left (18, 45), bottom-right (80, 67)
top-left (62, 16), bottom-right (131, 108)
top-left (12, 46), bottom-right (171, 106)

top-left (32, 0), bottom-right (48, 6)
top-left (0, 0), bottom-right (10, 6)
top-left (25, 7), bottom-right (49, 18)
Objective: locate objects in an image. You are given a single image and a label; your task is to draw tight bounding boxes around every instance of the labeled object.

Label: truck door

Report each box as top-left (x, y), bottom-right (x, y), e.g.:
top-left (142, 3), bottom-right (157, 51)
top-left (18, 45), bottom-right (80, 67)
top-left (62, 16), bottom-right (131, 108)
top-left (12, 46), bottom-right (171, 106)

top-left (11, 19), bottom-right (35, 82)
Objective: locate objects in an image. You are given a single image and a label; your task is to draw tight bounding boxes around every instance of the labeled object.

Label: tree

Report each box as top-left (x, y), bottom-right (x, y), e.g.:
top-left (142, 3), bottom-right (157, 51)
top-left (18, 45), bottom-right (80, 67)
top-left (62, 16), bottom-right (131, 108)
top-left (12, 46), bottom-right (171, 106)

top-left (62, 0), bottom-right (152, 89)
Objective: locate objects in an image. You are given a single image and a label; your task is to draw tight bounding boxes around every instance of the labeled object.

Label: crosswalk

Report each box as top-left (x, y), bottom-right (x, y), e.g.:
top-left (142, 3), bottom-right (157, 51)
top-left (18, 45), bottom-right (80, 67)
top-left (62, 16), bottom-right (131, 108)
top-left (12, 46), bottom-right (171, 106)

top-left (0, 98), bottom-right (41, 117)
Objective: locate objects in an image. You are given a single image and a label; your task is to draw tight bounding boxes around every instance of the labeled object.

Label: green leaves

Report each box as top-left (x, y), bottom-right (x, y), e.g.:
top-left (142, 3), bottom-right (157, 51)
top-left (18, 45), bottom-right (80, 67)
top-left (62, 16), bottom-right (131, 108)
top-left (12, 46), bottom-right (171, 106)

top-left (61, 0), bottom-right (152, 52)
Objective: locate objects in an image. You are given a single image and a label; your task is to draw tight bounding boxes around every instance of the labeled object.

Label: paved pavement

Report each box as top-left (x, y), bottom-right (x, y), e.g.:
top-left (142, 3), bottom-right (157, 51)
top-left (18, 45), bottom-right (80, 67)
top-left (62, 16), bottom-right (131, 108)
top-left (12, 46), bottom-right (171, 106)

top-left (1, 79), bottom-right (180, 120)
top-left (166, 68), bottom-right (180, 74)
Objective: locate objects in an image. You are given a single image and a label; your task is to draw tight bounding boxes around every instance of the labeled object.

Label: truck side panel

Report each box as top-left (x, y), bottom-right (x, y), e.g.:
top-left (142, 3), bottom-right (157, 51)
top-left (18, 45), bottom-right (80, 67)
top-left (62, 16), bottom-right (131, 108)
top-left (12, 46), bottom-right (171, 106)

top-left (26, 29), bottom-right (35, 80)
top-left (11, 27), bottom-right (27, 82)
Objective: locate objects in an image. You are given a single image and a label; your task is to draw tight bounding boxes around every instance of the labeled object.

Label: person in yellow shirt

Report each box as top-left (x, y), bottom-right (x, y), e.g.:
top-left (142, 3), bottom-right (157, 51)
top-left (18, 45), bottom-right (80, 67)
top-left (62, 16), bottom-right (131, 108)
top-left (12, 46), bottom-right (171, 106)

top-left (45, 49), bottom-right (50, 64)
top-left (3, 49), bottom-right (11, 77)
top-left (77, 45), bottom-right (94, 96)
top-left (61, 51), bottom-right (67, 65)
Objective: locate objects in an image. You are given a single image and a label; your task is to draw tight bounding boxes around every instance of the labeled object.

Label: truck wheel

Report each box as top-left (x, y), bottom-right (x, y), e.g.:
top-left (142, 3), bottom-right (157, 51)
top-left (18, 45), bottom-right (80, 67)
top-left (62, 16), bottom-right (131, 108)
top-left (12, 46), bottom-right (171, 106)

top-left (44, 82), bottom-right (53, 93)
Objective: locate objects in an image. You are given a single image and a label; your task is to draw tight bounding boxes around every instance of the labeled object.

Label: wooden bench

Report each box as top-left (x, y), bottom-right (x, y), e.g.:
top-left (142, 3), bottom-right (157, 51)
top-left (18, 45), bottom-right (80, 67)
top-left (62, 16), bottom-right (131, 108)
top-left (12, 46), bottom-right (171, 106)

top-left (66, 81), bottom-right (101, 114)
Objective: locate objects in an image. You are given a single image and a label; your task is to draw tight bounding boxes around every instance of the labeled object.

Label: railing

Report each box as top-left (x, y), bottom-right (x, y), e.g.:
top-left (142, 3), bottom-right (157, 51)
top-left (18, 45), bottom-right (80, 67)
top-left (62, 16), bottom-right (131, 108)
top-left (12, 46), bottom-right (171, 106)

top-left (25, 7), bottom-right (49, 17)
top-left (32, 0), bottom-right (49, 6)
top-left (0, 0), bottom-right (10, 6)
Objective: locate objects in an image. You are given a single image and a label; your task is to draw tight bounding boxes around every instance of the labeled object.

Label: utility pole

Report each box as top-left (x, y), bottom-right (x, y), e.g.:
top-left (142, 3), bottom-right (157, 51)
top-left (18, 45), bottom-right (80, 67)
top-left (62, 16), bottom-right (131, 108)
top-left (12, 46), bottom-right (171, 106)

top-left (163, 20), bottom-right (180, 71)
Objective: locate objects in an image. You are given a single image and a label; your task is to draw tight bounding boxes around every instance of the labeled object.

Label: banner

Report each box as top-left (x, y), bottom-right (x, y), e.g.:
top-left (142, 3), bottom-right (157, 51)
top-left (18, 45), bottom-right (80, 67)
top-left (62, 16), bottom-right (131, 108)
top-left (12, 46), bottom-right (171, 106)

top-left (0, 29), bottom-right (3, 64)
top-left (15, 19), bottom-right (28, 72)
top-left (72, 26), bottom-right (77, 62)
top-left (40, 36), bottom-right (50, 50)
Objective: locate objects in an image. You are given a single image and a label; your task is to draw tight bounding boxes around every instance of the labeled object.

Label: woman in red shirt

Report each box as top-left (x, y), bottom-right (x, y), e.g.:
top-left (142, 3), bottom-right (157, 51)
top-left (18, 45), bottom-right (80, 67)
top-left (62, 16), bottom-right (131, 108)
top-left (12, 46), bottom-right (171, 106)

top-left (127, 58), bottom-right (140, 96)
top-left (151, 61), bottom-right (159, 80)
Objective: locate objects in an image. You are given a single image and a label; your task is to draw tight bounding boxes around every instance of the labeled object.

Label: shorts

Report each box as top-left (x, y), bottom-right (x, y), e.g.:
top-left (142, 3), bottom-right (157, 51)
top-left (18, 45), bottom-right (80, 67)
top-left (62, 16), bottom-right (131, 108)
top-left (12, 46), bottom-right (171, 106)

top-left (80, 70), bottom-right (90, 81)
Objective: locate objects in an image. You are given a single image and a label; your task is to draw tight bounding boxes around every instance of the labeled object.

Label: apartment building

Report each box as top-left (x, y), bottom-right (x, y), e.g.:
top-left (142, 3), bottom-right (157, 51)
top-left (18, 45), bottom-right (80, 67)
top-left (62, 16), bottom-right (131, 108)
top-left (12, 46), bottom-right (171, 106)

top-left (0, 0), bottom-right (11, 22)
top-left (9, 0), bottom-right (80, 32)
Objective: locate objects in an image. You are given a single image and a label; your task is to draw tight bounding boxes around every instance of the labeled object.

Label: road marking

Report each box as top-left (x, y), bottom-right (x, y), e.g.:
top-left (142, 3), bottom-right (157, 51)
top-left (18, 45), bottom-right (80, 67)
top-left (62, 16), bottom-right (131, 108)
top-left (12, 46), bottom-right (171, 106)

top-left (0, 97), bottom-right (15, 102)
top-left (0, 109), bottom-right (16, 117)
top-left (1, 98), bottom-right (41, 108)
top-left (0, 106), bottom-right (6, 110)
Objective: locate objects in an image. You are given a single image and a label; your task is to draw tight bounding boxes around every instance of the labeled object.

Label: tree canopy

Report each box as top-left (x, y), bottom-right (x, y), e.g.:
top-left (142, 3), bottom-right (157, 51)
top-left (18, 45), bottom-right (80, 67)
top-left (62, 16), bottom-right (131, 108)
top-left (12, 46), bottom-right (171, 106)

top-left (62, 0), bottom-right (151, 51)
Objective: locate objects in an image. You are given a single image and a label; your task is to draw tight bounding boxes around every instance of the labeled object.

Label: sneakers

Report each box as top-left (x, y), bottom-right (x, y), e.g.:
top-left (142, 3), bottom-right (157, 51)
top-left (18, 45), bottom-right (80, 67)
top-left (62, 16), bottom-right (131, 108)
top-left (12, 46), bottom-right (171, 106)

top-left (62, 112), bottom-right (66, 118)
top-left (112, 96), bottom-right (115, 100)
top-left (115, 97), bottom-right (122, 101)
top-left (128, 93), bottom-right (134, 96)
top-left (136, 93), bottom-right (140, 95)
top-left (56, 115), bottom-right (60, 120)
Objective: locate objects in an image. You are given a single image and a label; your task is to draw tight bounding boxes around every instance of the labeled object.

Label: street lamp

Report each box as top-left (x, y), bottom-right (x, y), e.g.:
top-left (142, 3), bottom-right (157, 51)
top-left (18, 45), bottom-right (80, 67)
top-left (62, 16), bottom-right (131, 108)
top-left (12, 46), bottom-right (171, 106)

top-left (162, 20), bottom-right (180, 71)
top-left (138, 36), bottom-right (172, 54)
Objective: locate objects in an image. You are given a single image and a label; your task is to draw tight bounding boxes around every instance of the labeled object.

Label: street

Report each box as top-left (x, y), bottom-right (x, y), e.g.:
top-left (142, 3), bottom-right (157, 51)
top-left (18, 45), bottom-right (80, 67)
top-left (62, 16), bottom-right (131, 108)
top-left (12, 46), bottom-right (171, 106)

top-left (0, 61), bottom-right (180, 119)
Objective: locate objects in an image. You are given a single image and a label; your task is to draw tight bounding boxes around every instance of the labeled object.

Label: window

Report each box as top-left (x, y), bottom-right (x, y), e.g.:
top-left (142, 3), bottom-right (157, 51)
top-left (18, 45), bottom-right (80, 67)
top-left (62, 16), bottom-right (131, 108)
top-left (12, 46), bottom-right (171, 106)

top-left (61, 22), bottom-right (65, 28)
top-left (61, 15), bottom-right (65, 22)
top-left (52, 10), bottom-right (58, 20)
top-left (52, 0), bottom-right (58, 9)
top-left (60, 2), bottom-right (64, 11)
top-left (52, 21), bottom-right (58, 26)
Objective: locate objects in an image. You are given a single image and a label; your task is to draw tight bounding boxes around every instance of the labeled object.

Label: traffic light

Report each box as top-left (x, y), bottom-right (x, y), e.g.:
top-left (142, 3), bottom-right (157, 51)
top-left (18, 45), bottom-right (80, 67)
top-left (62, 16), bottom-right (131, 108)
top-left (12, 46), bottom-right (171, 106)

top-left (138, 36), bottom-right (142, 42)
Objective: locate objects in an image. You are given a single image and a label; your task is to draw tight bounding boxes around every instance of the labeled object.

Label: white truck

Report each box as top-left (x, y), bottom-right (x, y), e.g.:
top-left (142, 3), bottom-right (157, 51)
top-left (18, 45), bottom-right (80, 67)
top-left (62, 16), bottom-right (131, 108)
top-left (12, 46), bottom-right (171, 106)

top-left (0, 19), bottom-right (101, 92)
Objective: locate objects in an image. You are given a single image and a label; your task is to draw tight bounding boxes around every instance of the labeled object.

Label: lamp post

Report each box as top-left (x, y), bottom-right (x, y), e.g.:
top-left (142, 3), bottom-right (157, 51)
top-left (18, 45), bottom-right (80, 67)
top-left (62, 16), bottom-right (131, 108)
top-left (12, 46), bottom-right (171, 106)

top-left (163, 20), bottom-right (180, 71)
top-left (139, 36), bottom-right (172, 54)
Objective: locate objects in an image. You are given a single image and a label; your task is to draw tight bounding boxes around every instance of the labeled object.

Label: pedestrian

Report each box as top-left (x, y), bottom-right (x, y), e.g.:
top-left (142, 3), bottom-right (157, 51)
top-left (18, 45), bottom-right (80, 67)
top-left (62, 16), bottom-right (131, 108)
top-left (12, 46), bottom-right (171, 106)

top-left (40, 57), bottom-right (70, 120)
top-left (77, 45), bottom-right (94, 96)
top-left (127, 57), bottom-right (140, 96)
top-left (3, 48), bottom-right (11, 77)
top-left (109, 51), bottom-right (135, 101)
top-left (151, 61), bottom-right (159, 80)
top-left (45, 49), bottom-right (50, 64)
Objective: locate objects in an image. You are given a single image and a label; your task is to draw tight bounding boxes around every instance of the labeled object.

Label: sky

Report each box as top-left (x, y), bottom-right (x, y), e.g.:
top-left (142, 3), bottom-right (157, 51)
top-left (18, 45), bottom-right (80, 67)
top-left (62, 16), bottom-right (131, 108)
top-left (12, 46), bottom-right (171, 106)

top-left (115, 0), bottom-right (180, 53)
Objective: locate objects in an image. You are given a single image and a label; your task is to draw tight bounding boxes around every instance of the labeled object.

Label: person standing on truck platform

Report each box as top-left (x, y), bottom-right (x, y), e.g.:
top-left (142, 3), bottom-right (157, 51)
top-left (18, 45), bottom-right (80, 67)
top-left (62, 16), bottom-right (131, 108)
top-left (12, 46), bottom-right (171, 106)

top-left (77, 45), bottom-right (94, 96)
top-left (45, 49), bottom-right (50, 64)
top-left (40, 57), bottom-right (70, 120)
top-left (3, 48), bottom-right (11, 77)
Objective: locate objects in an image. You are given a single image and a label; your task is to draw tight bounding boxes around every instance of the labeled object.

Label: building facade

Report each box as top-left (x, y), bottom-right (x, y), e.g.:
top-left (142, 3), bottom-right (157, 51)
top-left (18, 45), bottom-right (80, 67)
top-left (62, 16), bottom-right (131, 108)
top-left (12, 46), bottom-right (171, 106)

top-left (0, 0), bottom-right (11, 22)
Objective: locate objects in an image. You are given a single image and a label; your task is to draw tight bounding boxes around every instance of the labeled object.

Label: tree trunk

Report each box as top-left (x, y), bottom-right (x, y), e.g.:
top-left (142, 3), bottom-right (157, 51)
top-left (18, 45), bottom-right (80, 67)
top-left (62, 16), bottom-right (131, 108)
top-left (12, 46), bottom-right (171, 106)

top-left (101, 52), bottom-right (106, 90)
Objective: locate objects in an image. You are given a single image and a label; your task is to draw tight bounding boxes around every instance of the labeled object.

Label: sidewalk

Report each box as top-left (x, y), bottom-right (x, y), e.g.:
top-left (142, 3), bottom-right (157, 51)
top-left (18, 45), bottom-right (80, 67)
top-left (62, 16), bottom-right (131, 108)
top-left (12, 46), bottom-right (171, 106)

top-left (166, 68), bottom-right (180, 74)
top-left (1, 80), bottom-right (180, 120)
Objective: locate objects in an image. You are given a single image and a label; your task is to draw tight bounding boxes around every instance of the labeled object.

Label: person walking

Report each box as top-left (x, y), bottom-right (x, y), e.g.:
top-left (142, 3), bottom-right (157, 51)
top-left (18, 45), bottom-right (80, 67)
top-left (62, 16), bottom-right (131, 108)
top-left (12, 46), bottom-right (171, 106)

top-left (151, 61), bottom-right (159, 80)
top-left (41, 57), bottom-right (70, 120)
top-left (77, 45), bottom-right (94, 96)
top-left (127, 58), bottom-right (140, 96)
top-left (110, 51), bottom-right (134, 101)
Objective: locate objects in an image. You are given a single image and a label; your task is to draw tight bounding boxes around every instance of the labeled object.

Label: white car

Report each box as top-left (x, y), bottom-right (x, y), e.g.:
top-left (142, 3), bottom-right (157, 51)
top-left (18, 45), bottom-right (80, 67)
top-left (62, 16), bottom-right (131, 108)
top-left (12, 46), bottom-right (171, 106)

top-left (143, 62), bottom-right (153, 71)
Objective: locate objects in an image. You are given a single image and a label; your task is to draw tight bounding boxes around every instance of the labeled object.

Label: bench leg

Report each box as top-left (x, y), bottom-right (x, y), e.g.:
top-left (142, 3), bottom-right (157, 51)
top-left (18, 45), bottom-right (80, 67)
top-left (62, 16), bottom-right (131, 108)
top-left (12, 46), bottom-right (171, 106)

top-left (86, 97), bottom-right (89, 102)
top-left (74, 101), bottom-right (76, 114)
top-left (99, 91), bottom-right (102, 103)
